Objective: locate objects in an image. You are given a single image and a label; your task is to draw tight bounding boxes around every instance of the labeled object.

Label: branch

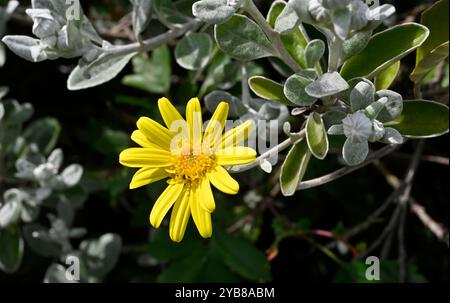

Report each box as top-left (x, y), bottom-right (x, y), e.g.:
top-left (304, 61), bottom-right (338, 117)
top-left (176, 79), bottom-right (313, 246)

top-left (297, 144), bottom-right (401, 191)
top-left (376, 156), bottom-right (449, 247)
top-left (229, 130), bottom-right (305, 173)
top-left (102, 19), bottom-right (202, 56)
top-left (410, 200), bottom-right (449, 247)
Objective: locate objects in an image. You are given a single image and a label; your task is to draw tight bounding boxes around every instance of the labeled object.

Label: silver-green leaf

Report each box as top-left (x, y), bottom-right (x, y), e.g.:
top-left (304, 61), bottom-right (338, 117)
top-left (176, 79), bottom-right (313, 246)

top-left (215, 14), bottom-right (274, 61)
top-left (305, 72), bottom-right (349, 98)
top-left (68, 51), bottom-right (137, 90)
top-left (175, 33), bottom-right (212, 71)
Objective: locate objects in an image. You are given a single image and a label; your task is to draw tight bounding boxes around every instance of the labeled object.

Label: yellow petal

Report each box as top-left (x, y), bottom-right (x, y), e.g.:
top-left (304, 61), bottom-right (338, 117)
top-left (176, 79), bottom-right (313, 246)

top-left (137, 117), bottom-right (173, 149)
top-left (131, 130), bottom-right (161, 149)
top-left (190, 185), bottom-right (212, 239)
top-left (158, 97), bottom-right (184, 130)
top-left (209, 166), bottom-right (239, 195)
top-left (220, 120), bottom-right (255, 150)
top-left (186, 98), bottom-right (203, 148)
top-left (119, 148), bottom-right (172, 168)
top-left (215, 146), bottom-right (257, 166)
top-left (169, 188), bottom-right (190, 242)
top-left (129, 167), bottom-right (169, 189)
top-left (204, 102), bottom-right (229, 147)
top-left (149, 183), bottom-right (184, 228)
top-left (199, 177), bottom-right (216, 212)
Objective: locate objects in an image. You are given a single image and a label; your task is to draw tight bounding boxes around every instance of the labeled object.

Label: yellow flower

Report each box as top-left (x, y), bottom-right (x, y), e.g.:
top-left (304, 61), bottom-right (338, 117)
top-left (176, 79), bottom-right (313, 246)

top-left (119, 97), bottom-right (256, 242)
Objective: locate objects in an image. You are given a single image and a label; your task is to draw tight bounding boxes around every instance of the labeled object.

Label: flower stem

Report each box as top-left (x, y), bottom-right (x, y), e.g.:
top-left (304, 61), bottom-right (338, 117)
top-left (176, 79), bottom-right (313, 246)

top-left (243, 0), bottom-right (302, 74)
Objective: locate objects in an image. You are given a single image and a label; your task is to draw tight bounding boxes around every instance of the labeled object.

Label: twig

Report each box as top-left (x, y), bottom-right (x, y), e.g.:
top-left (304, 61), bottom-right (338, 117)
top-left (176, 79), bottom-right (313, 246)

top-left (357, 204), bottom-right (402, 260)
top-left (229, 130), bottom-right (306, 173)
top-left (357, 141), bottom-right (425, 267)
top-left (102, 19), bottom-right (202, 57)
top-left (297, 144), bottom-right (401, 190)
top-left (391, 152), bottom-right (449, 166)
top-left (376, 152), bottom-right (449, 246)
top-left (410, 200), bottom-right (449, 247)
top-left (397, 203), bottom-right (408, 282)
top-left (344, 183), bottom-right (406, 240)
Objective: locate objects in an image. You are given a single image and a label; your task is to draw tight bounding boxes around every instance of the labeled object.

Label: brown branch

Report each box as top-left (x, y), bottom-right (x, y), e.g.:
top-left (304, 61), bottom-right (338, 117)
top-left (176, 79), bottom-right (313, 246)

top-left (375, 158), bottom-right (449, 247)
top-left (297, 144), bottom-right (401, 191)
top-left (410, 201), bottom-right (449, 247)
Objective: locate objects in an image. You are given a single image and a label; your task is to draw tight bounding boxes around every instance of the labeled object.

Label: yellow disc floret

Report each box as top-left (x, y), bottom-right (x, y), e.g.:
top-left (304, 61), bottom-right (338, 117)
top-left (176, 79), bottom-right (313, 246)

top-left (172, 151), bottom-right (216, 183)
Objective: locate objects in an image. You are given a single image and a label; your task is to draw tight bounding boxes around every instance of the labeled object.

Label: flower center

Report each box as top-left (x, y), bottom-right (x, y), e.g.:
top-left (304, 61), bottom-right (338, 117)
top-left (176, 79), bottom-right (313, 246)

top-left (172, 152), bottom-right (216, 183)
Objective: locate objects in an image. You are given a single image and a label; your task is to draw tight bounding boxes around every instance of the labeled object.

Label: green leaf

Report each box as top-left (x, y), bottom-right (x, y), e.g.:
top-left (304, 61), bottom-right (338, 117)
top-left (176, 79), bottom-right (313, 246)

top-left (0, 225), bottom-right (24, 273)
top-left (68, 51), bottom-right (137, 90)
top-left (122, 46), bottom-right (171, 94)
top-left (411, 0), bottom-right (449, 84)
top-left (147, 228), bottom-right (203, 261)
top-left (213, 228), bottom-right (271, 282)
top-left (284, 74), bottom-right (316, 106)
top-left (175, 33), bottom-right (212, 70)
top-left (24, 117), bottom-right (61, 155)
top-left (411, 42), bottom-right (449, 84)
top-left (197, 242), bottom-right (241, 282)
top-left (341, 30), bottom-right (372, 63)
top-left (305, 39), bottom-right (325, 69)
top-left (215, 14), bottom-right (274, 61)
top-left (375, 61), bottom-right (401, 90)
top-left (340, 23), bottom-right (429, 80)
top-left (0, 191), bottom-right (22, 228)
top-left (280, 139), bottom-right (311, 196)
top-left (157, 250), bottom-right (207, 282)
top-left (92, 129), bottom-right (131, 156)
top-left (249, 76), bottom-right (294, 106)
top-left (306, 112), bottom-right (329, 160)
top-left (267, 0), bottom-right (309, 69)
top-left (153, 0), bottom-right (190, 26)
top-left (384, 100), bottom-right (449, 138)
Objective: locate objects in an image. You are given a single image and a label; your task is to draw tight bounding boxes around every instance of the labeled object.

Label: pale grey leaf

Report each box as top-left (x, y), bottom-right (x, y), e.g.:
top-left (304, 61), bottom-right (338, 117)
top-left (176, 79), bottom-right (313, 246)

top-left (305, 72), bottom-right (349, 98)
top-left (343, 138), bottom-right (369, 166)
top-left (350, 81), bottom-right (375, 112)
top-left (68, 51), bottom-right (137, 90)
